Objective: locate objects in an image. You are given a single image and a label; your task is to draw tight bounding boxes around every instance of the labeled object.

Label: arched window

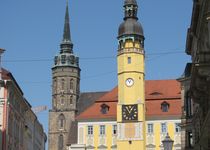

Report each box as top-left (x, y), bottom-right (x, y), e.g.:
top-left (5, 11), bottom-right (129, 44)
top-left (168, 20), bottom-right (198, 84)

top-left (58, 134), bottom-right (64, 149)
top-left (61, 79), bottom-right (65, 90)
top-left (70, 79), bottom-right (74, 90)
top-left (58, 114), bottom-right (65, 129)
top-left (53, 79), bottom-right (57, 93)
top-left (61, 98), bottom-right (64, 105)
top-left (70, 96), bottom-right (73, 105)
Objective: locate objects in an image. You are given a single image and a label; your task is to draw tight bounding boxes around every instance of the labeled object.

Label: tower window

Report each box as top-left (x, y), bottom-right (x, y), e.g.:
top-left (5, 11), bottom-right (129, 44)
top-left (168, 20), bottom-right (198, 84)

top-left (53, 79), bottom-right (57, 93)
top-left (58, 134), bottom-right (64, 149)
top-left (61, 55), bottom-right (66, 64)
top-left (61, 98), bottom-right (64, 105)
top-left (61, 79), bottom-right (65, 90)
top-left (70, 96), bottom-right (73, 105)
top-left (54, 56), bottom-right (58, 65)
top-left (58, 114), bottom-right (65, 129)
top-left (128, 57), bottom-right (131, 64)
top-left (70, 79), bottom-right (74, 90)
top-left (161, 101), bottom-right (170, 112)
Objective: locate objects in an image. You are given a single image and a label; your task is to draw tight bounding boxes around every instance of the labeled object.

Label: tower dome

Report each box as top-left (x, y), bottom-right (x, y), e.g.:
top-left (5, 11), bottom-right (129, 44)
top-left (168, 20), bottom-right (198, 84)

top-left (118, 18), bottom-right (144, 37)
top-left (124, 0), bottom-right (137, 6)
top-left (118, 0), bottom-right (144, 38)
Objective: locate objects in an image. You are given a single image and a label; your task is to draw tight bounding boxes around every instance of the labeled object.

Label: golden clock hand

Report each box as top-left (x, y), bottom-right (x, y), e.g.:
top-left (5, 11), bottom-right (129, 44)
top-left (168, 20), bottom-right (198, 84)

top-left (126, 107), bottom-right (130, 113)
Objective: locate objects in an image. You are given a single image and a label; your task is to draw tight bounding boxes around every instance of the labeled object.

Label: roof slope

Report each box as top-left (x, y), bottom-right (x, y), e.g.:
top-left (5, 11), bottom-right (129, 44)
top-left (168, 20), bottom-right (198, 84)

top-left (77, 91), bottom-right (107, 115)
top-left (77, 80), bottom-right (181, 120)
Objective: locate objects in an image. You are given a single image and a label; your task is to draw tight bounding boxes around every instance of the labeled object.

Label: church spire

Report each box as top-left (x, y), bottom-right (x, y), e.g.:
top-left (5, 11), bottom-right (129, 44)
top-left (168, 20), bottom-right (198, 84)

top-left (60, 0), bottom-right (73, 54)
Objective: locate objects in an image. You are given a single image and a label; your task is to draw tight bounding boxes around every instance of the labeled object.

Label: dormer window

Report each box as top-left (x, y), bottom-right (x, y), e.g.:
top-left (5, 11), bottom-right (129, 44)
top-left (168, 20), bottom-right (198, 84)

top-left (150, 92), bottom-right (162, 96)
top-left (161, 101), bottom-right (169, 112)
top-left (100, 104), bottom-right (110, 114)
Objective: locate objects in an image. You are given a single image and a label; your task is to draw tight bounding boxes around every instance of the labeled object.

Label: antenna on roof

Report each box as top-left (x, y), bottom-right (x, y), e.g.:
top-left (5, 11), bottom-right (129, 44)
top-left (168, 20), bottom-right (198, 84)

top-left (0, 48), bottom-right (5, 80)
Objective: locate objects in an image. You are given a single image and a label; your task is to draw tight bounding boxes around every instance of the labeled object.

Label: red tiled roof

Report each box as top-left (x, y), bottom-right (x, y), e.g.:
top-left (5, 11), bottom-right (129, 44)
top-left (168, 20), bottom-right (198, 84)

top-left (145, 80), bottom-right (181, 100)
top-left (77, 80), bottom-right (181, 120)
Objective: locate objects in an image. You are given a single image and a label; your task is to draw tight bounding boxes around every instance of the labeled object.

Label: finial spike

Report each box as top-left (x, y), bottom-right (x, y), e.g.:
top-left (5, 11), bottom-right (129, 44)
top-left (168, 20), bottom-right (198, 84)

top-left (60, 0), bottom-right (73, 53)
top-left (63, 0), bottom-right (71, 42)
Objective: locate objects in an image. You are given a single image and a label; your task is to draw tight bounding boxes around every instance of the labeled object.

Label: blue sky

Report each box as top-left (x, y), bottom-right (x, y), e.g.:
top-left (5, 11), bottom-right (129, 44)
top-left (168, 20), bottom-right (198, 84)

top-left (0, 0), bottom-right (193, 147)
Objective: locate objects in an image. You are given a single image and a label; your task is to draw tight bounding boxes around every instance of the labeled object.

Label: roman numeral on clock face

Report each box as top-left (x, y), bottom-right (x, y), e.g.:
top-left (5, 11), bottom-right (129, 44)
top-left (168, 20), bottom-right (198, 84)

top-left (122, 104), bottom-right (138, 121)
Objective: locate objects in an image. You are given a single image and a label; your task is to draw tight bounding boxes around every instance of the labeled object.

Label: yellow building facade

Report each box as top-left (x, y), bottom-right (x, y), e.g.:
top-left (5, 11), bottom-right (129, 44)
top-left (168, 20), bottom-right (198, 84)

top-left (75, 118), bottom-right (181, 150)
top-left (69, 1), bottom-right (182, 150)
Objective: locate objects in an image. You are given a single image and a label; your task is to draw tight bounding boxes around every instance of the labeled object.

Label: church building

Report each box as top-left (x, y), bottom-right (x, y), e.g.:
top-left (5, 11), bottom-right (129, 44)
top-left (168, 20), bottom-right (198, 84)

top-left (48, 1), bottom-right (182, 150)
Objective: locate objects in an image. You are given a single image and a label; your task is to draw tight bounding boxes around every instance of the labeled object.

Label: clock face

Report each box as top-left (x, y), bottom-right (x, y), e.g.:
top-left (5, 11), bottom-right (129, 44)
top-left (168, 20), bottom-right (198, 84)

top-left (122, 104), bottom-right (138, 121)
top-left (125, 78), bottom-right (134, 87)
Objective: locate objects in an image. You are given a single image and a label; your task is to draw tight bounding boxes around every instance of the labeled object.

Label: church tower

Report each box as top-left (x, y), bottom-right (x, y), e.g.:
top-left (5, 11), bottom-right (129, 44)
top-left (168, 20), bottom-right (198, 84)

top-left (48, 1), bottom-right (80, 150)
top-left (117, 0), bottom-right (146, 149)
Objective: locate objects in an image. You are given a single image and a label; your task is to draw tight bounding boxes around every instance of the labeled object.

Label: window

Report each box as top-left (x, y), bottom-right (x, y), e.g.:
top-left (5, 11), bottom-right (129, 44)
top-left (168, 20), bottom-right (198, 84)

top-left (61, 98), bottom-right (64, 105)
top-left (61, 55), bottom-right (66, 64)
top-left (113, 125), bottom-right (117, 135)
top-left (87, 126), bottom-right (93, 135)
top-left (58, 114), bottom-right (65, 129)
top-left (70, 79), bottom-right (74, 90)
top-left (128, 57), bottom-right (131, 64)
top-left (147, 123), bottom-right (153, 134)
top-left (175, 123), bottom-right (181, 133)
top-left (53, 79), bottom-right (57, 93)
top-left (70, 96), bottom-right (73, 105)
top-left (100, 125), bottom-right (105, 135)
top-left (61, 79), bottom-right (65, 90)
top-left (161, 101), bottom-right (169, 112)
top-left (185, 91), bottom-right (193, 117)
top-left (58, 134), bottom-right (64, 149)
top-left (187, 131), bottom-right (193, 147)
top-left (100, 104), bottom-right (109, 114)
top-left (161, 123), bottom-right (167, 133)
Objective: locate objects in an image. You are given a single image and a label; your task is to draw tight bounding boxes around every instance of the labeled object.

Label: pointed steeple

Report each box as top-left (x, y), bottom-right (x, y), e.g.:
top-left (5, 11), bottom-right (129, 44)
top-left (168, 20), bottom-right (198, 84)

top-left (60, 0), bottom-right (73, 54)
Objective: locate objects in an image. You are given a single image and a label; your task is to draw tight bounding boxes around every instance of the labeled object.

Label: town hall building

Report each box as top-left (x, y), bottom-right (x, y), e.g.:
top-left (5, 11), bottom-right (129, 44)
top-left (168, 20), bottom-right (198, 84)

top-left (48, 1), bottom-right (182, 150)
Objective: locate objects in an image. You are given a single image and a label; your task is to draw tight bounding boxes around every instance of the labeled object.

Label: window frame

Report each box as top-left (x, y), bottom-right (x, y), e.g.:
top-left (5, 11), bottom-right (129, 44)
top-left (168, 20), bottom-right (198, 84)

top-left (175, 123), bottom-right (181, 133)
top-left (127, 57), bottom-right (131, 64)
top-left (161, 123), bottom-right (167, 133)
top-left (161, 101), bottom-right (169, 112)
top-left (147, 123), bottom-right (154, 134)
top-left (100, 125), bottom-right (106, 135)
top-left (87, 125), bottom-right (93, 135)
top-left (113, 125), bottom-right (117, 135)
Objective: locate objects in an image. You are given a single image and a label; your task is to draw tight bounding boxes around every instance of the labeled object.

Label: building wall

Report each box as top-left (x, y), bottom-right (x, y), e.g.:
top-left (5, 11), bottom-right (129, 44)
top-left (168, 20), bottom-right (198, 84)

top-left (77, 121), bottom-right (118, 150)
top-left (146, 120), bottom-right (181, 150)
top-left (0, 71), bottom-right (46, 150)
top-left (0, 85), bottom-right (4, 149)
top-left (184, 0), bottom-right (210, 149)
top-left (76, 119), bottom-right (181, 150)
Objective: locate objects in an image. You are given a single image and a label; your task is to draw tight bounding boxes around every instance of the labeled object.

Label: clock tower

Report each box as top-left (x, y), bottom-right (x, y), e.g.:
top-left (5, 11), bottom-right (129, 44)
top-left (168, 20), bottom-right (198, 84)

top-left (117, 0), bottom-right (146, 149)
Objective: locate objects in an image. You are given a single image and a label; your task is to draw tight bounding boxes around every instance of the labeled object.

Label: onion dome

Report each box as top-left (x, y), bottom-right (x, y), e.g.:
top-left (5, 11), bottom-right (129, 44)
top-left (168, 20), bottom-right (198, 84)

top-left (118, 0), bottom-right (144, 38)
